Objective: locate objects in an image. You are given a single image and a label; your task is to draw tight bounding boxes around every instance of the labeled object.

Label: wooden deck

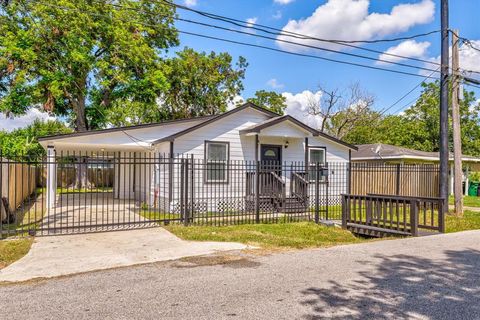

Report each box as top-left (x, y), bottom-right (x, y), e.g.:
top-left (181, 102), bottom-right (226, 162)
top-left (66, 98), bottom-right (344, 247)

top-left (342, 194), bottom-right (445, 238)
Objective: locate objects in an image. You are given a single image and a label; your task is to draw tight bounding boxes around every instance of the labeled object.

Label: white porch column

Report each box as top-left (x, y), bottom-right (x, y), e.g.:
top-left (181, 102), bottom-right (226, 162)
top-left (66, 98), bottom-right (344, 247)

top-left (464, 165), bottom-right (469, 196)
top-left (46, 146), bottom-right (57, 210)
top-left (449, 163), bottom-right (454, 196)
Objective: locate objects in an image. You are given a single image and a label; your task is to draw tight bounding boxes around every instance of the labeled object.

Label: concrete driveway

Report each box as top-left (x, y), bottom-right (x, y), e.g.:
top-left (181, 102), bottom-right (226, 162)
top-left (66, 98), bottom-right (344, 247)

top-left (0, 227), bottom-right (246, 282)
top-left (41, 193), bottom-right (148, 234)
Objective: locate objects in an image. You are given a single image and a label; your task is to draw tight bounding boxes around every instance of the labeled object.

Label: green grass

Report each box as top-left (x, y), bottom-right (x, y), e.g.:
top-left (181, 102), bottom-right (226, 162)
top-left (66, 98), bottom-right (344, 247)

top-left (446, 210), bottom-right (480, 233)
top-left (57, 187), bottom-right (113, 194)
top-left (140, 210), bottom-right (181, 221)
top-left (165, 222), bottom-right (365, 249)
top-left (0, 238), bottom-right (33, 269)
top-left (448, 195), bottom-right (480, 207)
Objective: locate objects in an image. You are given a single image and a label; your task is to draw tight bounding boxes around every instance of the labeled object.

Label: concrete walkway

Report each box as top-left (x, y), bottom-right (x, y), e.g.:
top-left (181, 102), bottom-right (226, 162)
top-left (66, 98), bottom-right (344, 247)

top-left (0, 228), bottom-right (246, 282)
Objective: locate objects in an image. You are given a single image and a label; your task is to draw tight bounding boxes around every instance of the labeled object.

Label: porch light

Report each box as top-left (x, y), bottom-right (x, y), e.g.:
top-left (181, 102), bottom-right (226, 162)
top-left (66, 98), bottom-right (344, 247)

top-left (285, 139), bottom-right (289, 149)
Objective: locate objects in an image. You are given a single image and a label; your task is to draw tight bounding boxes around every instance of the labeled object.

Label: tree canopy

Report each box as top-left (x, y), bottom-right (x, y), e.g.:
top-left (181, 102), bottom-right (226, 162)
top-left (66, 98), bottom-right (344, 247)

top-left (1, 0), bottom-right (178, 131)
top-left (0, 119), bottom-right (71, 159)
top-left (342, 82), bottom-right (480, 156)
top-left (246, 90), bottom-right (287, 115)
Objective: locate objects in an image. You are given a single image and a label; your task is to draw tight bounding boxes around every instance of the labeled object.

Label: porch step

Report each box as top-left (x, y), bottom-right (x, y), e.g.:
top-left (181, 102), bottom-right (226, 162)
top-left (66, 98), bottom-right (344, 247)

top-left (280, 197), bottom-right (308, 213)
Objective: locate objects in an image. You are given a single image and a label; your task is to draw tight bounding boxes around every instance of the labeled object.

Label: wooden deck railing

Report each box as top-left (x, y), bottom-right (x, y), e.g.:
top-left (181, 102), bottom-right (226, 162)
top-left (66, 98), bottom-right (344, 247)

top-left (290, 172), bottom-right (309, 203)
top-left (341, 194), bottom-right (445, 237)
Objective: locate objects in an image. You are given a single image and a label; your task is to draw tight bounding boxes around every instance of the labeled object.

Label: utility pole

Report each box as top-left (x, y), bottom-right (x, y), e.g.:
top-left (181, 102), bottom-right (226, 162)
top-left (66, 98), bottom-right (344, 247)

top-left (452, 29), bottom-right (463, 216)
top-left (439, 0), bottom-right (449, 212)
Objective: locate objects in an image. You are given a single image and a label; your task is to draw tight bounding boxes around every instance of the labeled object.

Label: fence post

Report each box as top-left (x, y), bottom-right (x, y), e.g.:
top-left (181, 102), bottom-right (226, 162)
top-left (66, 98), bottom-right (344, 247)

top-left (0, 154), bottom-right (4, 224)
top-left (315, 162), bottom-right (320, 223)
top-left (438, 199), bottom-right (445, 233)
top-left (410, 200), bottom-right (419, 236)
top-left (184, 157), bottom-right (191, 226)
top-left (395, 163), bottom-right (401, 195)
top-left (190, 154), bottom-right (194, 225)
top-left (46, 146), bottom-right (57, 210)
top-left (255, 161), bottom-right (260, 223)
top-left (180, 158), bottom-right (185, 225)
top-left (341, 195), bottom-right (347, 229)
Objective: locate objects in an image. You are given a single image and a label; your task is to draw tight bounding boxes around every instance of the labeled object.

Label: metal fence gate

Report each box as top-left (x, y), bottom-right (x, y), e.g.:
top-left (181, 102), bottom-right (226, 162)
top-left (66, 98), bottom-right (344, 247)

top-left (1, 152), bottom-right (349, 237)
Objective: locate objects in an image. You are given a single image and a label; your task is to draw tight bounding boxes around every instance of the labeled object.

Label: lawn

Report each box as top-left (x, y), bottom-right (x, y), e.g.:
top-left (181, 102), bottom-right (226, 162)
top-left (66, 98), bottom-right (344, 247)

top-left (0, 238), bottom-right (33, 269)
top-left (446, 210), bottom-right (480, 233)
top-left (165, 222), bottom-right (365, 249)
top-left (57, 186), bottom-right (113, 194)
top-left (448, 195), bottom-right (480, 207)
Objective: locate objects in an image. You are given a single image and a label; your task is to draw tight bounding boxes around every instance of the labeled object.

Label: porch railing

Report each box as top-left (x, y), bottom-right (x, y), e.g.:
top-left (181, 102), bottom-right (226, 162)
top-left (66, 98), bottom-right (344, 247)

top-left (341, 194), bottom-right (445, 237)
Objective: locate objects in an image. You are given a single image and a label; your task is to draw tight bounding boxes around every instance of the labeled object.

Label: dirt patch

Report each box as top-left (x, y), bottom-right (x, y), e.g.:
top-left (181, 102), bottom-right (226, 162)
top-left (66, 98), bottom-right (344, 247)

top-left (172, 252), bottom-right (261, 269)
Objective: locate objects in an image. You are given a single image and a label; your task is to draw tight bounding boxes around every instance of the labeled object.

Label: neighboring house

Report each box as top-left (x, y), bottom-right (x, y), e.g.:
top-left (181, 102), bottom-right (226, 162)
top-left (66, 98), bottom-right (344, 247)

top-left (38, 103), bottom-right (356, 212)
top-left (352, 143), bottom-right (480, 195)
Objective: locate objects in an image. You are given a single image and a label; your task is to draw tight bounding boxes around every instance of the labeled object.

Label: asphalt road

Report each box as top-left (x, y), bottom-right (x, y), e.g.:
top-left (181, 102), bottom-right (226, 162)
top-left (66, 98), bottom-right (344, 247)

top-left (1, 230), bottom-right (479, 320)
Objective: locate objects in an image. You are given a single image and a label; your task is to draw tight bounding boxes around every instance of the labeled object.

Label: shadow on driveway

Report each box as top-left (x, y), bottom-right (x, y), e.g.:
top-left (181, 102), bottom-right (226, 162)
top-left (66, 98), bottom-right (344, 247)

top-left (301, 249), bottom-right (480, 319)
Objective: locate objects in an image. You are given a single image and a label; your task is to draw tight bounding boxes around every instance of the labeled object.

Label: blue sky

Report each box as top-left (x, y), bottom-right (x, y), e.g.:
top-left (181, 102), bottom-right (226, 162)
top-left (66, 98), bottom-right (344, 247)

top-left (173, 0), bottom-right (480, 117)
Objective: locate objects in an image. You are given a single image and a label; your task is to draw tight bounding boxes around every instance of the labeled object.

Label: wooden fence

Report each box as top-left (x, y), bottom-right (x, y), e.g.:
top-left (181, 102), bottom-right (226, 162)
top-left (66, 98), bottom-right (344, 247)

top-left (350, 163), bottom-right (440, 198)
top-left (1, 161), bottom-right (37, 221)
top-left (55, 167), bottom-right (115, 188)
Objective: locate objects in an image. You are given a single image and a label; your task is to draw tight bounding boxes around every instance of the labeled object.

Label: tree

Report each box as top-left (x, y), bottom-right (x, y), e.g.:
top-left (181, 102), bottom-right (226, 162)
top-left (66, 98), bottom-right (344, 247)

top-left (105, 48), bottom-right (248, 126)
top-left (0, 0), bottom-right (178, 131)
top-left (342, 82), bottom-right (480, 157)
top-left (246, 90), bottom-right (287, 115)
top-left (0, 119), bottom-right (71, 160)
top-left (307, 82), bottom-right (375, 139)
top-left (162, 48), bottom-right (247, 119)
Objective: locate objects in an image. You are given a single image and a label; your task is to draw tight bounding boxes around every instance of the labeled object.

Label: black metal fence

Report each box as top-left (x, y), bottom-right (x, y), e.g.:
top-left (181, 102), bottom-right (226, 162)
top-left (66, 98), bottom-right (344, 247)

top-left (0, 152), bottom-right (441, 237)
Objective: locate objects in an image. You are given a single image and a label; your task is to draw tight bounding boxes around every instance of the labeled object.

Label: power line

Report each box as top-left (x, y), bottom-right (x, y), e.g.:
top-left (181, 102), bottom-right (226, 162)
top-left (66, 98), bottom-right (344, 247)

top-left (38, 2), bottom-right (441, 81)
top-left (170, 17), bottom-right (440, 73)
top-left (167, 5), bottom-right (440, 66)
top-left (179, 30), bottom-right (440, 80)
top-left (160, 0), bottom-right (440, 44)
top-left (88, 0), bottom-right (440, 72)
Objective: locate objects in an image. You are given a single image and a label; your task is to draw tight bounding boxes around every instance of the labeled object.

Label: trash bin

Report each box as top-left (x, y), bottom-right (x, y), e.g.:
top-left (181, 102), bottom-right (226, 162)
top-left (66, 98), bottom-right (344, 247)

top-left (468, 182), bottom-right (479, 196)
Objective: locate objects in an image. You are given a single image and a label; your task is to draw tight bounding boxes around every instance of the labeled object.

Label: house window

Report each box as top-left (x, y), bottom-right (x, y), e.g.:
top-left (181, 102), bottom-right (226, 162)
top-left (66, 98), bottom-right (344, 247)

top-left (308, 147), bottom-right (326, 181)
top-left (205, 141), bottom-right (229, 183)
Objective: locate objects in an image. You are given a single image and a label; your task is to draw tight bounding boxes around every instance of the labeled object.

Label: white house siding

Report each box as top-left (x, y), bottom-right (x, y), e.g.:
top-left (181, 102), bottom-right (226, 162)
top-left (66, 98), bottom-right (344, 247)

top-left (308, 136), bottom-right (350, 206)
top-left (166, 111), bottom-right (352, 212)
top-left (170, 108), bottom-right (270, 212)
top-left (154, 142), bottom-right (171, 211)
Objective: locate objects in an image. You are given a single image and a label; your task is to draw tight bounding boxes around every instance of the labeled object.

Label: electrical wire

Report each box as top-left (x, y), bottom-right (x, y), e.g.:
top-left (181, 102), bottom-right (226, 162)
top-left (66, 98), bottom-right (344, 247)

top-left (160, 0), bottom-right (440, 44)
top-left (78, 0), bottom-right (440, 72)
top-left (37, 2), bottom-right (442, 80)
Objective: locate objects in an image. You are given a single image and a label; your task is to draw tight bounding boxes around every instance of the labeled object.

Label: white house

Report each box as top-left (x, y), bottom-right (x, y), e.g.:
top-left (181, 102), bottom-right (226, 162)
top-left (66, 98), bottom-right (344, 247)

top-left (38, 103), bottom-right (356, 214)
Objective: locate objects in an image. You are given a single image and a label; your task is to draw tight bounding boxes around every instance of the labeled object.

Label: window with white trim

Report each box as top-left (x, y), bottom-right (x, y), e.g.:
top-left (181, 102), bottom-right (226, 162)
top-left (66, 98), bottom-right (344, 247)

top-left (308, 147), bottom-right (326, 181)
top-left (205, 141), bottom-right (229, 183)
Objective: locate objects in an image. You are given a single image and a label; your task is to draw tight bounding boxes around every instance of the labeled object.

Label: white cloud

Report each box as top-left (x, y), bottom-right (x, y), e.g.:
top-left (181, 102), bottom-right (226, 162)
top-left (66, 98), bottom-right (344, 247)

top-left (377, 40), bottom-right (431, 65)
top-left (0, 108), bottom-right (56, 132)
top-left (272, 10), bottom-right (282, 20)
top-left (274, 0), bottom-right (295, 4)
top-left (420, 39), bottom-right (480, 79)
top-left (282, 90), bottom-right (324, 128)
top-left (267, 78), bottom-right (285, 89)
top-left (246, 17), bottom-right (258, 26)
top-left (184, 0), bottom-right (197, 7)
top-left (276, 0), bottom-right (435, 52)
top-left (227, 95), bottom-right (245, 111)
top-left (243, 17), bottom-right (258, 34)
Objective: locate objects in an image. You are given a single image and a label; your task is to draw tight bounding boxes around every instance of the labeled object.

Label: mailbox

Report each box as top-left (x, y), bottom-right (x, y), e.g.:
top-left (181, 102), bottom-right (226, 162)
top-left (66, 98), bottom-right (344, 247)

top-left (321, 168), bottom-right (329, 177)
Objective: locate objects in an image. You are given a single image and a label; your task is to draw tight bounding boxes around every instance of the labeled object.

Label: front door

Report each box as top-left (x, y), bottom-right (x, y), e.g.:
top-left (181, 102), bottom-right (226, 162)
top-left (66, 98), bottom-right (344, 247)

top-left (260, 145), bottom-right (282, 175)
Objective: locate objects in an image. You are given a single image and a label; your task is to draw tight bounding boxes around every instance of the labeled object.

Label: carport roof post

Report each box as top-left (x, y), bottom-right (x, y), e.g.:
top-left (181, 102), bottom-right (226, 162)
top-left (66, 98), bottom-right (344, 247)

top-left (46, 146), bottom-right (57, 210)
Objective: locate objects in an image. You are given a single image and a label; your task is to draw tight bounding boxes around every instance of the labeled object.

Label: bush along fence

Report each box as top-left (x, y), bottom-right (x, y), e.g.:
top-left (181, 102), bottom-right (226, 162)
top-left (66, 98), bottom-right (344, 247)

top-left (0, 152), bottom-right (442, 237)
